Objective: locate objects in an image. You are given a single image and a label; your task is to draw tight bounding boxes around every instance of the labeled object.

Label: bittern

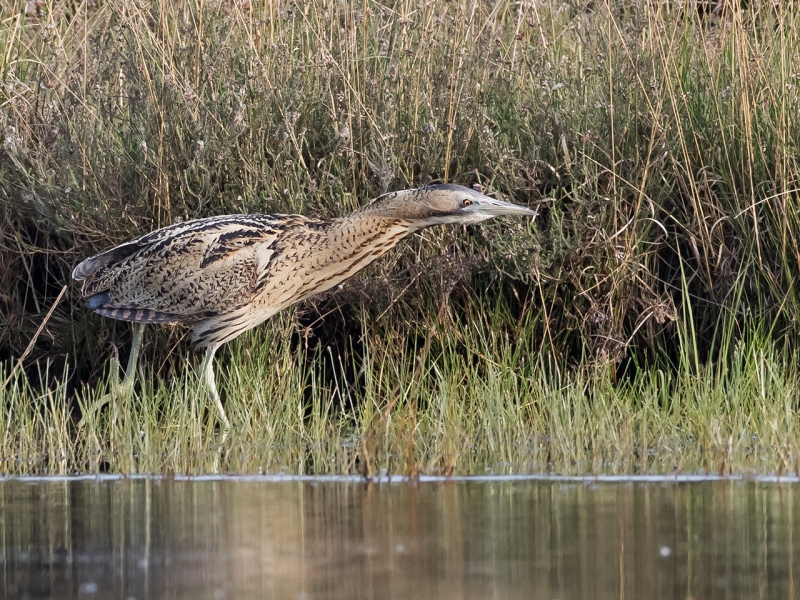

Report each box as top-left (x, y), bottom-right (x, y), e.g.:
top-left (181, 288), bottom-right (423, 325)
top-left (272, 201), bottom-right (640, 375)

top-left (73, 184), bottom-right (536, 429)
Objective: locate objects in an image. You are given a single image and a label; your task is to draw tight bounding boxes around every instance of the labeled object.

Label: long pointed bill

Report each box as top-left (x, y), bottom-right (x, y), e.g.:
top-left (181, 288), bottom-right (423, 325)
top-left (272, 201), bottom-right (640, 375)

top-left (469, 196), bottom-right (538, 218)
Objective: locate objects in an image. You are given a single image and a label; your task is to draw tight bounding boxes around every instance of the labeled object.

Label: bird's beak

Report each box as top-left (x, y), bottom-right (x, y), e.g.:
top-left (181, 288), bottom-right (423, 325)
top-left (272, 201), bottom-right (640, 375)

top-left (470, 196), bottom-right (538, 218)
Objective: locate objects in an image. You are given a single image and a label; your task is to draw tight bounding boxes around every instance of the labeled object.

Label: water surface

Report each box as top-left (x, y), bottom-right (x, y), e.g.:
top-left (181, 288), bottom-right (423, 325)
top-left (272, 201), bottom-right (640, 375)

top-left (1, 477), bottom-right (798, 599)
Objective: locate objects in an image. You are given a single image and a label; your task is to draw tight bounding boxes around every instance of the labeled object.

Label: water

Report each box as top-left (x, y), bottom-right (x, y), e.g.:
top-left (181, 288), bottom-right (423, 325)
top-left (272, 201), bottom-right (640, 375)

top-left (1, 477), bottom-right (798, 599)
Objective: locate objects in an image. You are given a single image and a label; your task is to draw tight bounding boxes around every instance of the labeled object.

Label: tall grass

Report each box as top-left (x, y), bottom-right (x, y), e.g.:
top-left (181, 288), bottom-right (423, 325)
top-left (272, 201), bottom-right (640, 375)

top-left (1, 0), bottom-right (799, 474)
top-left (3, 310), bottom-right (799, 475)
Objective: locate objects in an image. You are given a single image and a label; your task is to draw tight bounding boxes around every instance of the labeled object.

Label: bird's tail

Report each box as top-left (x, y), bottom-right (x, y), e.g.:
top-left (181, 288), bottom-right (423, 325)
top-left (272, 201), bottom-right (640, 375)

top-left (91, 306), bottom-right (185, 323)
top-left (86, 294), bottom-right (186, 323)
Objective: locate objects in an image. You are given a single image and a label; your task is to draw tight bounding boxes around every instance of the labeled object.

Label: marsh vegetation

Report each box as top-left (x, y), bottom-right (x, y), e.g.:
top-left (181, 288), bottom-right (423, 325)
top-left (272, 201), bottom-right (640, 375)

top-left (1, 0), bottom-right (799, 474)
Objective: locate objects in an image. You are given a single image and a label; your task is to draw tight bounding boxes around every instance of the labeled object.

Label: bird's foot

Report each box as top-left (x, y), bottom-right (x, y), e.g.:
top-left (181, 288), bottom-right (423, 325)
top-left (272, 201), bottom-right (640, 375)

top-left (78, 360), bottom-right (135, 428)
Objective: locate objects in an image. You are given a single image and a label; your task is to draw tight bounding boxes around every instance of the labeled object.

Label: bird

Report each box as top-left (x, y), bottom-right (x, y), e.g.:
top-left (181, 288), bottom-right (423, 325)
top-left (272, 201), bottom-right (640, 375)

top-left (73, 183), bottom-right (537, 431)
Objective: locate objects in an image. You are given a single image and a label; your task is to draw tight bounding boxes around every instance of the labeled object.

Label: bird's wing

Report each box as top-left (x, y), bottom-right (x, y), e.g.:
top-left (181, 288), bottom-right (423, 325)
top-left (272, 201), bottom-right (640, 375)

top-left (72, 215), bottom-right (262, 281)
top-left (75, 214), bottom-right (317, 322)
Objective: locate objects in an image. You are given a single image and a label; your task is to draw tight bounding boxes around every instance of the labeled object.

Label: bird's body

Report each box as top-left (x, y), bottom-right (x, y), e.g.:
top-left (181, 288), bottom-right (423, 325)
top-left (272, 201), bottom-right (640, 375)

top-left (75, 212), bottom-right (410, 347)
top-left (73, 184), bottom-right (536, 429)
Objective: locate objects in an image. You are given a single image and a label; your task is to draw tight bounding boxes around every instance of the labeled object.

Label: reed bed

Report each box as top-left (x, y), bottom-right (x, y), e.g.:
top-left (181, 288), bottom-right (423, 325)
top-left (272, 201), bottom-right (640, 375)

top-left (1, 0), bottom-right (799, 474)
top-left (3, 316), bottom-right (799, 475)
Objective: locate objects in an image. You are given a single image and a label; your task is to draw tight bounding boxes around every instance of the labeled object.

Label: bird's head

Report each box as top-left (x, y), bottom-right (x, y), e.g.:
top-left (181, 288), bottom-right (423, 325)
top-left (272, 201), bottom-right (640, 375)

top-left (358, 183), bottom-right (537, 230)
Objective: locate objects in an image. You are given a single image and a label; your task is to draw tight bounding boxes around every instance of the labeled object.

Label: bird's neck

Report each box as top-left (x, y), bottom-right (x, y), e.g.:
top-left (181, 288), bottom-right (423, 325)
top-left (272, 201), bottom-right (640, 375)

top-left (326, 213), bottom-right (413, 262)
top-left (289, 215), bottom-right (412, 302)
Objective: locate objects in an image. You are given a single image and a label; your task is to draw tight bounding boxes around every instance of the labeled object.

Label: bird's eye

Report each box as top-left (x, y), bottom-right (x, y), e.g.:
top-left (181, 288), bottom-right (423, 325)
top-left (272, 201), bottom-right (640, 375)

top-left (462, 199), bottom-right (473, 208)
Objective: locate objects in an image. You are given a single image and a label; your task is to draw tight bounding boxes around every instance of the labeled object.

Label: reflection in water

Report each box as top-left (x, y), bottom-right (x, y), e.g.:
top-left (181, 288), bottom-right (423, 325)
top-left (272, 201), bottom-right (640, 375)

top-left (0, 479), bottom-right (797, 599)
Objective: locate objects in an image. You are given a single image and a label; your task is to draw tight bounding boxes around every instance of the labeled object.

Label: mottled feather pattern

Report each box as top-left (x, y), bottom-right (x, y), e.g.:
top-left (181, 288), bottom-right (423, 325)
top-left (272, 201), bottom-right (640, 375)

top-left (191, 217), bottom-right (412, 346)
top-left (74, 211), bottom-right (415, 347)
top-left (93, 307), bottom-right (187, 324)
top-left (72, 185), bottom-right (524, 348)
top-left (75, 215), bottom-right (285, 321)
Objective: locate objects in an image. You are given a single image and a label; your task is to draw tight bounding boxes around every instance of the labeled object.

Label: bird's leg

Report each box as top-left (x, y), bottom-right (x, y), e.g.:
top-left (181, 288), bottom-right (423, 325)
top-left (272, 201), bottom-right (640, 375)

top-left (200, 344), bottom-right (230, 431)
top-left (79, 323), bottom-right (144, 429)
top-left (111, 322), bottom-right (142, 450)
top-left (119, 322), bottom-right (144, 397)
top-left (200, 345), bottom-right (230, 471)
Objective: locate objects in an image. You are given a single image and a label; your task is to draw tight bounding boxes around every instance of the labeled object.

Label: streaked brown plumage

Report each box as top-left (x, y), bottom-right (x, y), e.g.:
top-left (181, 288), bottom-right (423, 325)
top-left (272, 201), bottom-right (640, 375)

top-left (73, 184), bottom-right (536, 429)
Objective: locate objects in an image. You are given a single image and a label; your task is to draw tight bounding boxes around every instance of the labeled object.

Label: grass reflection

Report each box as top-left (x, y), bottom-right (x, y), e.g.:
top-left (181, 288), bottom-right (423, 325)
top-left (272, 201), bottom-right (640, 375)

top-left (0, 480), bottom-right (796, 599)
